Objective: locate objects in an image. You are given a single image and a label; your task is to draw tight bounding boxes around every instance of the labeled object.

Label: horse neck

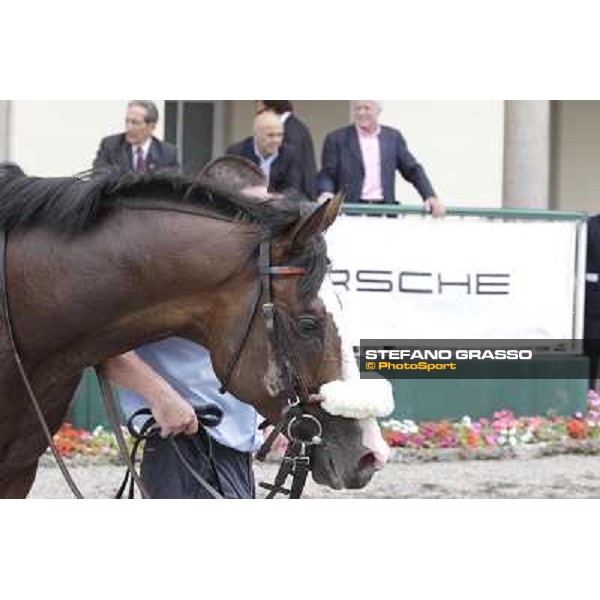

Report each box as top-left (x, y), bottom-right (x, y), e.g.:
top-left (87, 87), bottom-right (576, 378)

top-left (8, 206), bottom-right (261, 385)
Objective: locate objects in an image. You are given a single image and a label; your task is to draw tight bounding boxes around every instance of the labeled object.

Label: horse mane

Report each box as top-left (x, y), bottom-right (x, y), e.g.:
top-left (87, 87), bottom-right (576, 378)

top-left (0, 163), bottom-right (307, 236)
top-left (0, 163), bottom-right (327, 298)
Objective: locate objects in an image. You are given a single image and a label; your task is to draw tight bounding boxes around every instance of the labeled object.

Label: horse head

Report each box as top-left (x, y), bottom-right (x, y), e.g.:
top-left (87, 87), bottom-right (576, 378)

top-left (207, 192), bottom-right (393, 490)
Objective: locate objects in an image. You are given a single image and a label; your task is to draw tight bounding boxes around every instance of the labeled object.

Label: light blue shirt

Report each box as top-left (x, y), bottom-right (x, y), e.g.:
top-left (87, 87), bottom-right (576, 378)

top-left (118, 337), bottom-right (263, 453)
top-left (253, 140), bottom-right (278, 183)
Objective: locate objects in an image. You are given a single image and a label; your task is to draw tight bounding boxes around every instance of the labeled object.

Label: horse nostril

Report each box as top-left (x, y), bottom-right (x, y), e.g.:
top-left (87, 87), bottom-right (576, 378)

top-left (359, 451), bottom-right (386, 471)
top-left (358, 452), bottom-right (377, 471)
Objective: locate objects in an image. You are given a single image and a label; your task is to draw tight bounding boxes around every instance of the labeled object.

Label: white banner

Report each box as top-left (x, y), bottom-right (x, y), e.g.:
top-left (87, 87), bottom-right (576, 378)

top-left (325, 213), bottom-right (584, 345)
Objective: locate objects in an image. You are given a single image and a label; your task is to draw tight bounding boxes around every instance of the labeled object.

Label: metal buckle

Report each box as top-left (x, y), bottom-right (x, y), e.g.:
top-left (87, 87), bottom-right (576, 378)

top-left (288, 394), bottom-right (301, 407)
top-left (287, 413), bottom-right (323, 446)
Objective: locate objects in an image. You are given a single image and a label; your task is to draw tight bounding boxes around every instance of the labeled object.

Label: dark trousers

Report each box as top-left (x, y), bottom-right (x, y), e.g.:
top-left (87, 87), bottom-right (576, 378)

top-left (584, 316), bottom-right (600, 389)
top-left (140, 432), bottom-right (255, 499)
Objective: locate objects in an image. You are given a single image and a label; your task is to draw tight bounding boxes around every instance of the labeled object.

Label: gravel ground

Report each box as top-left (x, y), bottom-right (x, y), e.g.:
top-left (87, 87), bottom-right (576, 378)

top-left (28, 453), bottom-right (600, 499)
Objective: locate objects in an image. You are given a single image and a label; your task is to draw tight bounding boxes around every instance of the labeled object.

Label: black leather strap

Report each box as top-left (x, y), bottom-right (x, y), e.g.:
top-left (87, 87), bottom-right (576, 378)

top-left (118, 406), bottom-right (225, 499)
top-left (255, 404), bottom-right (297, 462)
top-left (259, 440), bottom-right (312, 499)
top-left (0, 229), bottom-right (86, 498)
top-left (218, 279), bottom-right (263, 394)
top-left (96, 368), bottom-right (151, 499)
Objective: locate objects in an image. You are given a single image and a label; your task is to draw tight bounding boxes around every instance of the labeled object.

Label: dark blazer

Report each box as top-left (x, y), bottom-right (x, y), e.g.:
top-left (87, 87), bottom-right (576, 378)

top-left (586, 215), bottom-right (600, 318)
top-left (317, 125), bottom-right (436, 203)
top-left (284, 114), bottom-right (317, 200)
top-left (226, 137), bottom-right (302, 195)
top-left (93, 133), bottom-right (180, 174)
top-left (584, 215), bottom-right (600, 385)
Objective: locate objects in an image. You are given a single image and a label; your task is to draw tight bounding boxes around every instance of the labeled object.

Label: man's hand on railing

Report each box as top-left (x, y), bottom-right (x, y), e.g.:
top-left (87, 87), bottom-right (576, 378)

top-left (424, 196), bottom-right (446, 218)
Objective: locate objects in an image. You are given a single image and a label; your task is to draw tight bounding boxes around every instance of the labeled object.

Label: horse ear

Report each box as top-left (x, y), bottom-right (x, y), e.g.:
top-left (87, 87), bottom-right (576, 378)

top-left (320, 191), bottom-right (345, 231)
top-left (290, 192), bottom-right (345, 250)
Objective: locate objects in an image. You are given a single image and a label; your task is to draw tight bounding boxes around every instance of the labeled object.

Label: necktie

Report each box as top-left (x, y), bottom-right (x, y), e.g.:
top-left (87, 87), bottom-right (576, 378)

top-left (135, 147), bottom-right (146, 173)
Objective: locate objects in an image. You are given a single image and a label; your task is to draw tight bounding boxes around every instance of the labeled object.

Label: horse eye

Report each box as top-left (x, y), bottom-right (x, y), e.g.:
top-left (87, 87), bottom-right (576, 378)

top-left (298, 315), bottom-right (321, 333)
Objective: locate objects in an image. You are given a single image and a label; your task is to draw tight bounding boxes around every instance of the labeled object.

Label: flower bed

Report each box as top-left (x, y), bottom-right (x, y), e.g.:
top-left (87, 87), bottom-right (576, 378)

top-left (381, 390), bottom-right (600, 451)
top-left (49, 391), bottom-right (600, 461)
top-left (50, 423), bottom-right (130, 459)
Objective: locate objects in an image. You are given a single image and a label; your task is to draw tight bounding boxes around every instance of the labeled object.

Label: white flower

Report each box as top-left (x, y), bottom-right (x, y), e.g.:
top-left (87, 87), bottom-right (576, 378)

top-left (520, 431), bottom-right (533, 443)
top-left (508, 436), bottom-right (517, 446)
top-left (497, 435), bottom-right (506, 445)
top-left (381, 419), bottom-right (404, 432)
top-left (396, 419), bottom-right (417, 434)
top-left (461, 415), bottom-right (472, 427)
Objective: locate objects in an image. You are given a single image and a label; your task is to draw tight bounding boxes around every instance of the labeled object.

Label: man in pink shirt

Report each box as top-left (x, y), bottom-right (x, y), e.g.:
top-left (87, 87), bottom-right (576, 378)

top-left (317, 100), bottom-right (445, 216)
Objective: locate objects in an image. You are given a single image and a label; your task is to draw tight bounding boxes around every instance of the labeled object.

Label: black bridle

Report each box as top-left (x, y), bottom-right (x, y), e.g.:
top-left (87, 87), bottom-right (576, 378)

top-left (219, 239), bottom-right (327, 499)
top-left (0, 226), bottom-right (325, 499)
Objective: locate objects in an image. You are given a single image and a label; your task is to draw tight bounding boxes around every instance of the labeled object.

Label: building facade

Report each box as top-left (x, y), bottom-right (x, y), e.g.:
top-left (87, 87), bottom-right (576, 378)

top-left (0, 100), bottom-right (596, 213)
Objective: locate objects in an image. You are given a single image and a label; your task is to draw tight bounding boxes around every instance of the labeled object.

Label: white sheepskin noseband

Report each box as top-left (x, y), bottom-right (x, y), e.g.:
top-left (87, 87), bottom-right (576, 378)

top-left (319, 377), bottom-right (395, 419)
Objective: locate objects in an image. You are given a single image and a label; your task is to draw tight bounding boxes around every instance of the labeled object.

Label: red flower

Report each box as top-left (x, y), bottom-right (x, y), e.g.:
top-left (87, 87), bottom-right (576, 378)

top-left (383, 431), bottom-right (406, 447)
top-left (54, 439), bottom-right (75, 456)
top-left (435, 421), bottom-right (452, 438)
top-left (566, 419), bottom-right (588, 439)
top-left (466, 431), bottom-right (479, 448)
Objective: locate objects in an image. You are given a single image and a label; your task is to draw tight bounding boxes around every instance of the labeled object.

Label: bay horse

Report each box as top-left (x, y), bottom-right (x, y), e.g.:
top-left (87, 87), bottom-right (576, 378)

top-left (0, 163), bottom-right (389, 498)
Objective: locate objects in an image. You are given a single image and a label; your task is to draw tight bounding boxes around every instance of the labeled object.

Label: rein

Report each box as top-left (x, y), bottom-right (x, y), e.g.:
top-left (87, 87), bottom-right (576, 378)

top-left (0, 229), bottom-right (85, 498)
top-left (113, 407), bottom-right (224, 500)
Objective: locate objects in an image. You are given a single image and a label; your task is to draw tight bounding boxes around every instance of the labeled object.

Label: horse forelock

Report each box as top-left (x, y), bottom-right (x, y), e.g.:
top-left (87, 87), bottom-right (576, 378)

top-left (0, 163), bottom-right (312, 236)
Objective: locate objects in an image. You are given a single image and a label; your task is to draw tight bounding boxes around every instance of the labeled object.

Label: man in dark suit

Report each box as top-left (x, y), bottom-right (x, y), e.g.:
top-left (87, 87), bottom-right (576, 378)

top-left (317, 101), bottom-right (445, 216)
top-left (93, 100), bottom-right (179, 174)
top-left (256, 101), bottom-right (317, 200)
top-left (584, 214), bottom-right (600, 389)
top-left (226, 111), bottom-right (302, 195)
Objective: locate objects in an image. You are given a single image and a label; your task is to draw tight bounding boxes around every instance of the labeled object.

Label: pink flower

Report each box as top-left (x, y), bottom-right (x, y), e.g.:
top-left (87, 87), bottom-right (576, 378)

top-left (410, 435), bottom-right (427, 447)
top-left (528, 416), bottom-right (543, 429)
